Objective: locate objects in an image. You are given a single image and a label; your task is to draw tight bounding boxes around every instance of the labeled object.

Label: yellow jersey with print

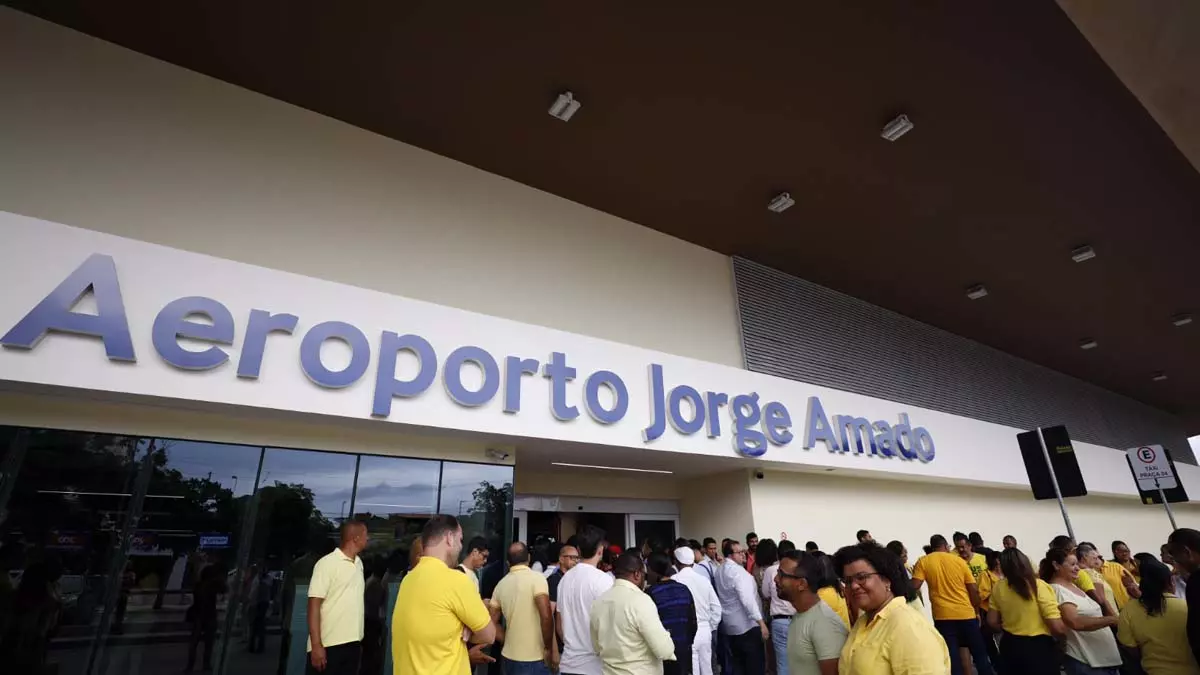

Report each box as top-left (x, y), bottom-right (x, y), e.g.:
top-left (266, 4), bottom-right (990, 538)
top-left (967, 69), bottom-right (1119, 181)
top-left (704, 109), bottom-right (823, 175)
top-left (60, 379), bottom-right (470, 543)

top-left (393, 556), bottom-right (492, 675)
top-left (912, 552), bottom-right (977, 620)
top-left (989, 578), bottom-right (1061, 637)
top-left (1101, 561), bottom-right (1132, 609)
top-left (1117, 595), bottom-right (1197, 675)
top-left (967, 553), bottom-right (987, 583)
top-left (839, 596), bottom-right (950, 675)
top-left (818, 586), bottom-right (852, 629)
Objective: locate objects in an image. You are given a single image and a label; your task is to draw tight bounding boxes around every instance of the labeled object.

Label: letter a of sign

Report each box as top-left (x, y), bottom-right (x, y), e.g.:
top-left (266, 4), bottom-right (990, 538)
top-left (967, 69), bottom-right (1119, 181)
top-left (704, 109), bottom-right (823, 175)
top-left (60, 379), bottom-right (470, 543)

top-left (1, 253), bottom-right (136, 361)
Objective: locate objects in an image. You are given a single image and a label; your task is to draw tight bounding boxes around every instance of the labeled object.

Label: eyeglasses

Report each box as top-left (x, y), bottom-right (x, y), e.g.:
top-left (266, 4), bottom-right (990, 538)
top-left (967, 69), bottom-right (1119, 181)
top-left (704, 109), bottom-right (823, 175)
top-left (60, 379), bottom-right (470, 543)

top-left (776, 570), bottom-right (804, 580)
top-left (841, 572), bottom-right (881, 587)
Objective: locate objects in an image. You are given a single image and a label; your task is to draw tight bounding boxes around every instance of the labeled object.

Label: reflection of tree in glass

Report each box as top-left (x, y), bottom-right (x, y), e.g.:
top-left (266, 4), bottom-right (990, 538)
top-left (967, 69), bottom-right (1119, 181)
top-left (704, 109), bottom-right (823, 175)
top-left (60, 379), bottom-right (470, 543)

top-left (252, 482), bottom-right (338, 564)
top-left (471, 481), bottom-right (513, 518)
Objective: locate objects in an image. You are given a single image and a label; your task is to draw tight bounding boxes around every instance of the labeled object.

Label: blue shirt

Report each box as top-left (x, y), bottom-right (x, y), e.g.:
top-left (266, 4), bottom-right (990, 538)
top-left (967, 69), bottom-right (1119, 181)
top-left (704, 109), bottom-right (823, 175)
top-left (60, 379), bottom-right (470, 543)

top-left (648, 579), bottom-right (697, 662)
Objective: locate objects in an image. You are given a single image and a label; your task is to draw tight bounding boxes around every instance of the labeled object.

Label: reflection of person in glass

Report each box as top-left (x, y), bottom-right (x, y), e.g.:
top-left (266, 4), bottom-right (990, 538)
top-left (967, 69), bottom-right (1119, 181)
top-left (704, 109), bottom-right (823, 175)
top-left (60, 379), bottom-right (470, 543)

top-left (308, 521), bottom-right (369, 675)
top-left (186, 563), bottom-right (226, 672)
top-left (2, 557), bottom-right (63, 673)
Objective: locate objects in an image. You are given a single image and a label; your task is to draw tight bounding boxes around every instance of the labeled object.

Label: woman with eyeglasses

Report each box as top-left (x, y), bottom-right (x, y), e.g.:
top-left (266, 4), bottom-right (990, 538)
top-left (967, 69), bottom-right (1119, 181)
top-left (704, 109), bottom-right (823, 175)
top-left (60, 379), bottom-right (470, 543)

top-left (985, 548), bottom-right (1064, 675)
top-left (832, 543), bottom-right (950, 675)
top-left (1041, 548), bottom-right (1121, 675)
top-left (1116, 554), bottom-right (1197, 675)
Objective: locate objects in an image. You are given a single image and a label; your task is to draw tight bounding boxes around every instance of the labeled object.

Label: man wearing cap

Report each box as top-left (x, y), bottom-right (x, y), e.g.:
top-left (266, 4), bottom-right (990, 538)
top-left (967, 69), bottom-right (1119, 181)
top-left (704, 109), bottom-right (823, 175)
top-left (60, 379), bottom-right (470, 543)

top-left (674, 545), bottom-right (723, 675)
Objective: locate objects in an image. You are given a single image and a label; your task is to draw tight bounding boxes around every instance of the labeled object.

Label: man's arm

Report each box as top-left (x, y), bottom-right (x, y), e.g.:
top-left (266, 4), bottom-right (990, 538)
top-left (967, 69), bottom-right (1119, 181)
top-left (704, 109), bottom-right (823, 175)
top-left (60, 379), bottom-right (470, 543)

top-left (307, 597), bottom-right (326, 669)
top-left (707, 584), bottom-right (723, 626)
top-left (535, 594), bottom-right (554, 653)
top-left (739, 573), bottom-right (768, 640)
top-left (966, 583), bottom-right (981, 611)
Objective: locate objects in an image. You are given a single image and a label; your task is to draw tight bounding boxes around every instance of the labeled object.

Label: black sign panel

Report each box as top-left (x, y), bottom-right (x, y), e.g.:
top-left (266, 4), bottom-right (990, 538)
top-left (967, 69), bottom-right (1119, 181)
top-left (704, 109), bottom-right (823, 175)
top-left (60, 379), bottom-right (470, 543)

top-left (1016, 426), bottom-right (1088, 500)
top-left (1126, 446), bottom-right (1190, 504)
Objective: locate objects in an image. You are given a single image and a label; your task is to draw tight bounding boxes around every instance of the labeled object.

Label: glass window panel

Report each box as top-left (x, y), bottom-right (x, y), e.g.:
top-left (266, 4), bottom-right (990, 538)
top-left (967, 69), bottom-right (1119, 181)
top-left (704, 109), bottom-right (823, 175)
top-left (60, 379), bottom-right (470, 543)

top-left (221, 448), bottom-right (358, 675)
top-left (437, 462), bottom-right (513, 597)
top-left (0, 427), bottom-right (150, 675)
top-left (352, 455), bottom-right (439, 559)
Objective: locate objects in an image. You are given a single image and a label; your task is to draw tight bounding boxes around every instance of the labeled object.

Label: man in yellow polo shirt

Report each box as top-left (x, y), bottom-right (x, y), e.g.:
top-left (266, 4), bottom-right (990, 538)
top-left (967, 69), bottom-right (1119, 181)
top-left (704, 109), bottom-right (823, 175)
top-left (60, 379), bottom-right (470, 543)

top-left (489, 541), bottom-right (555, 675)
top-left (308, 521), bottom-right (370, 675)
top-left (393, 515), bottom-right (497, 675)
top-left (912, 535), bottom-right (994, 675)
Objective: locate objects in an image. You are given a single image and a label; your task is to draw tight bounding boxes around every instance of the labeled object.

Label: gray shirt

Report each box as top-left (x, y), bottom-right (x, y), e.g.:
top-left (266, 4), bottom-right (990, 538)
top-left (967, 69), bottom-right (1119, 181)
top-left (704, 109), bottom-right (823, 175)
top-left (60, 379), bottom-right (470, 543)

top-left (787, 600), bottom-right (849, 675)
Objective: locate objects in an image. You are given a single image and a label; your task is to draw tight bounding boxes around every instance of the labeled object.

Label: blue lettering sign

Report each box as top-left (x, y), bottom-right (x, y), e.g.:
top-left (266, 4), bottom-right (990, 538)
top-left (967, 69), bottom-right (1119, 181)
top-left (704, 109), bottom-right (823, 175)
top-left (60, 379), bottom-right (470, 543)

top-left (1, 254), bottom-right (937, 464)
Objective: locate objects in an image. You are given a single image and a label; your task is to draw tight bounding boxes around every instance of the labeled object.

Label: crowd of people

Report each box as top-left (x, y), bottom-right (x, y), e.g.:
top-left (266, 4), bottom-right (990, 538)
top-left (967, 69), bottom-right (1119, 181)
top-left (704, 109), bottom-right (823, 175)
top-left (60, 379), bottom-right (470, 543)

top-left (300, 518), bottom-right (1200, 675)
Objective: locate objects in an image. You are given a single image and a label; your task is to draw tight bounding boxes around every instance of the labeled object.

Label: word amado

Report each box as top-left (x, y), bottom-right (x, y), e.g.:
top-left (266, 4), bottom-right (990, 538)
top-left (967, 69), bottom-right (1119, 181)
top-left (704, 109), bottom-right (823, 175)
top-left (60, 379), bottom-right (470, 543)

top-left (0, 254), bottom-right (935, 462)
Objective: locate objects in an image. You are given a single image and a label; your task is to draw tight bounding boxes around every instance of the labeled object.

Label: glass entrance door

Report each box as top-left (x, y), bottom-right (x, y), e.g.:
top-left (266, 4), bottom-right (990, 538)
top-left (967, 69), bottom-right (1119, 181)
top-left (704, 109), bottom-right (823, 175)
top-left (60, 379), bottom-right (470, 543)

top-left (625, 514), bottom-right (680, 551)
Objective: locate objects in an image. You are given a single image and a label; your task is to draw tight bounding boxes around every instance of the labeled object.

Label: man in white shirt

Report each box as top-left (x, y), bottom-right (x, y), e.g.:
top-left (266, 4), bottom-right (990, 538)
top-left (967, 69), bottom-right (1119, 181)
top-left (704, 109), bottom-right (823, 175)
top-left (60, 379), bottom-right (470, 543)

top-left (556, 525), bottom-right (614, 675)
top-left (715, 539), bottom-right (767, 675)
top-left (674, 546), bottom-right (722, 675)
top-left (459, 535), bottom-right (489, 593)
top-left (591, 551), bottom-right (677, 675)
top-left (760, 549), bottom-right (796, 675)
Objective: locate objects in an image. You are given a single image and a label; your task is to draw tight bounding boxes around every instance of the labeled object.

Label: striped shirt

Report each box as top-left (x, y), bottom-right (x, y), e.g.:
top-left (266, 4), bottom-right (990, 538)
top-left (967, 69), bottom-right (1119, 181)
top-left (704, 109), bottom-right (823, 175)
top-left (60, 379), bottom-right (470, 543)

top-left (648, 579), bottom-right (698, 664)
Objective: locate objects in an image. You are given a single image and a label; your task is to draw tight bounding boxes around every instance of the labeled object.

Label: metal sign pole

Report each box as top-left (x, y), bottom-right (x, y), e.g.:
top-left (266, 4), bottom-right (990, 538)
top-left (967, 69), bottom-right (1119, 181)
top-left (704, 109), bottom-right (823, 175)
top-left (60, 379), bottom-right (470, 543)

top-left (1038, 426), bottom-right (1076, 541)
top-left (1156, 479), bottom-right (1178, 530)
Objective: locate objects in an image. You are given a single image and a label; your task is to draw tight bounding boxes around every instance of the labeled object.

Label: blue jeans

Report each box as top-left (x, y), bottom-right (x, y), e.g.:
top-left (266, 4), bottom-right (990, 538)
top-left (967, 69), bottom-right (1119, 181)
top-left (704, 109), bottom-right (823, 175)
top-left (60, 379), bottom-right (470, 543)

top-left (934, 618), bottom-right (995, 675)
top-left (770, 618), bottom-right (791, 675)
top-left (503, 657), bottom-right (551, 675)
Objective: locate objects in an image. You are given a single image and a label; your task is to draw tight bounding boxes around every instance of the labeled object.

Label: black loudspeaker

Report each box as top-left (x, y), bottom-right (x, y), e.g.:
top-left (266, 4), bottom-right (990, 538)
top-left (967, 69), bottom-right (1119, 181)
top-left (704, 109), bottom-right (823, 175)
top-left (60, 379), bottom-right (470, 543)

top-left (1016, 425), bottom-right (1088, 500)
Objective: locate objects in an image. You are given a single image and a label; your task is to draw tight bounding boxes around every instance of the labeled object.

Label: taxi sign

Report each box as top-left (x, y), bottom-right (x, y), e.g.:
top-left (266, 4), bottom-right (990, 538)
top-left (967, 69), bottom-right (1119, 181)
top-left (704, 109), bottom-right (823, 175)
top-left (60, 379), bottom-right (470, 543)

top-left (1126, 444), bottom-right (1178, 491)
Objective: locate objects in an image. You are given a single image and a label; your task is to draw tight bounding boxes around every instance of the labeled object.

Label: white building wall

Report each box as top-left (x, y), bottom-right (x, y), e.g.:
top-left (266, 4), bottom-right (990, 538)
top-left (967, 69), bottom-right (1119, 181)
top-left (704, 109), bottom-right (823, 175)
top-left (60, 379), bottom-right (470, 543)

top-left (749, 471), bottom-right (1196, 562)
top-left (0, 8), bottom-right (743, 369)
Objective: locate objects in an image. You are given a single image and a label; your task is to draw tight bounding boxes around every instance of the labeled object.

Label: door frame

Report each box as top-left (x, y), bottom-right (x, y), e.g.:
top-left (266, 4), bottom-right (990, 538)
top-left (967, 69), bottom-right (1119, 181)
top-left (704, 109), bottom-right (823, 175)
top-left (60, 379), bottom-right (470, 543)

top-left (513, 509), bottom-right (529, 543)
top-left (625, 513), bottom-right (680, 549)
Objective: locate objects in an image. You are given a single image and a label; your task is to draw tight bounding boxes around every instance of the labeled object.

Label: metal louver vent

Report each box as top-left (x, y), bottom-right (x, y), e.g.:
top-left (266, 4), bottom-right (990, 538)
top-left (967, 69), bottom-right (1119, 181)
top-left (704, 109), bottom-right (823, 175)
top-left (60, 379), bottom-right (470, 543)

top-left (732, 256), bottom-right (1194, 464)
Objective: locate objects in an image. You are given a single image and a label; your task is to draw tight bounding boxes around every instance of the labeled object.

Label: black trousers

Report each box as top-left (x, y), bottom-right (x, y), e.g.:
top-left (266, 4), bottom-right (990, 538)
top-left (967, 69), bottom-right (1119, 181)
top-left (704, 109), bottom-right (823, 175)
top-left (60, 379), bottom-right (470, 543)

top-left (998, 632), bottom-right (1057, 675)
top-left (306, 641), bottom-right (362, 675)
top-left (726, 628), bottom-right (765, 675)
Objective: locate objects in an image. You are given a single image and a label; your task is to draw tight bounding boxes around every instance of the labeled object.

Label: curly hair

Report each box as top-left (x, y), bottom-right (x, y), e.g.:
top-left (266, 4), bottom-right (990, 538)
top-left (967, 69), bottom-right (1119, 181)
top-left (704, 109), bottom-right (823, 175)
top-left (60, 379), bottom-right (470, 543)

top-left (833, 542), bottom-right (915, 602)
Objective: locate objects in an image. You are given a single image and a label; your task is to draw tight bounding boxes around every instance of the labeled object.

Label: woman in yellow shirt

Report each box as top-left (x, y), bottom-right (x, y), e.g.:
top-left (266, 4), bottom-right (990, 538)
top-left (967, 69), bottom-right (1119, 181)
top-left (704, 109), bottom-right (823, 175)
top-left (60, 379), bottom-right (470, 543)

top-left (815, 553), bottom-right (854, 628)
top-left (833, 543), bottom-right (949, 675)
top-left (1117, 555), bottom-right (1199, 675)
top-left (986, 548), bottom-right (1065, 675)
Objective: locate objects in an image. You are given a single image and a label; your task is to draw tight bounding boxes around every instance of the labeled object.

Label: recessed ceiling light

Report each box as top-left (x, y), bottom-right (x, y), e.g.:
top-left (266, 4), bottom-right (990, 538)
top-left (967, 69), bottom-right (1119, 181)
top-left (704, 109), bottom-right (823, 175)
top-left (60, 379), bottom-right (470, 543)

top-left (548, 92), bottom-right (581, 121)
top-left (1152, 372), bottom-right (1168, 382)
top-left (1070, 245), bottom-right (1096, 263)
top-left (551, 462), bottom-right (673, 475)
top-left (881, 114), bottom-right (914, 141)
top-left (1172, 314), bottom-right (1193, 327)
top-left (767, 192), bottom-right (795, 213)
top-left (965, 284), bottom-right (989, 300)
top-left (1079, 338), bottom-right (1099, 350)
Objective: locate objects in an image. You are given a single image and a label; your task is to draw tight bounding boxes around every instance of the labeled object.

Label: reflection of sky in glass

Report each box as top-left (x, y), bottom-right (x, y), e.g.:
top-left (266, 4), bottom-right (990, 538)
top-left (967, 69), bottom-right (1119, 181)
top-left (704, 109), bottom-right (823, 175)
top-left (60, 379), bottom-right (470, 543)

top-left (439, 463), bottom-right (513, 516)
top-left (354, 456), bottom-right (439, 515)
top-left (157, 440), bottom-right (262, 497)
top-left (260, 448), bottom-right (357, 521)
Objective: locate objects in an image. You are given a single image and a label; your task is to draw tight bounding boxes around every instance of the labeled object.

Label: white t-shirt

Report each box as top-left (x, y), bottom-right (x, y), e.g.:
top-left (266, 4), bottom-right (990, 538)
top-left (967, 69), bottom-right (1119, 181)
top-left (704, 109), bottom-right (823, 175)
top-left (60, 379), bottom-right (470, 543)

top-left (556, 562), bottom-right (614, 675)
top-left (1053, 583), bottom-right (1122, 668)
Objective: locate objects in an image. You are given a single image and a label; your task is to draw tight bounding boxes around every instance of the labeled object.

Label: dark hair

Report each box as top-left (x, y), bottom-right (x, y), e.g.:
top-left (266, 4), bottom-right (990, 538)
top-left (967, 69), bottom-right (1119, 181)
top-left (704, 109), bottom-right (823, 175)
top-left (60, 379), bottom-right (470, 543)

top-left (778, 540), bottom-right (796, 555)
top-left (985, 549), bottom-right (1002, 572)
top-left (421, 515), bottom-right (461, 547)
top-left (813, 552), bottom-right (841, 592)
top-left (783, 550), bottom-right (823, 588)
top-left (1000, 549), bottom-right (1037, 600)
top-left (1136, 553), bottom-right (1171, 616)
top-left (833, 542), bottom-right (914, 602)
top-left (576, 525), bottom-right (607, 559)
top-left (755, 539), bottom-right (779, 568)
top-left (1004, 535), bottom-right (1016, 543)
top-left (722, 539), bottom-right (741, 557)
top-left (952, 532), bottom-right (968, 544)
top-left (507, 542), bottom-right (530, 566)
top-left (615, 551), bottom-right (645, 579)
top-left (467, 536), bottom-right (489, 554)
top-left (1049, 535), bottom-right (1073, 550)
top-left (1168, 528), bottom-right (1200, 559)
top-left (646, 552), bottom-right (675, 581)
top-left (703, 537), bottom-right (717, 547)
top-left (746, 532), bottom-right (758, 541)
top-left (1039, 548), bottom-right (1071, 582)
top-left (885, 541), bottom-right (905, 557)
top-left (969, 532), bottom-right (984, 548)
top-left (856, 530), bottom-right (870, 541)
top-left (922, 545), bottom-right (933, 555)
top-left (674, 537), bottom-right (689, 549)
top-left (930, 534), bottom-right (948, 549)
top-left (689, 539), bottom-right (704, 551)
top-left (805, 541), bottom-right (819, 551)
top-left (1112, 540), bottom-right (1127, 552)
